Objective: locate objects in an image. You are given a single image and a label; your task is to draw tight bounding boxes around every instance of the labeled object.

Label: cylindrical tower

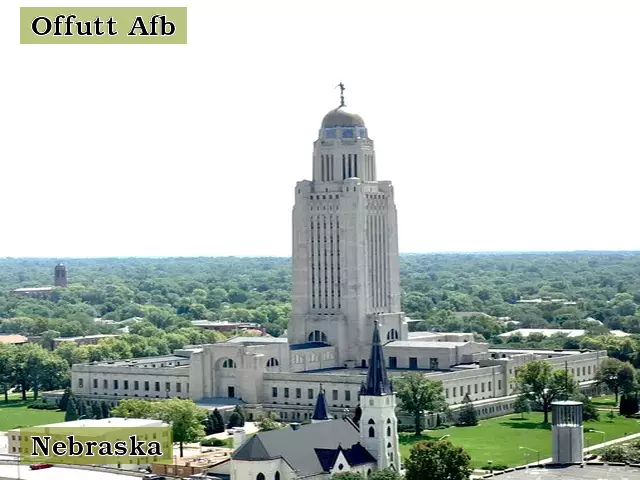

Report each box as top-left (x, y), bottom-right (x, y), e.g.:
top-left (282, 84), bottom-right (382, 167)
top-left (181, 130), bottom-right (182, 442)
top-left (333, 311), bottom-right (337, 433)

top-left (551, 400), bottom-right (584, 464)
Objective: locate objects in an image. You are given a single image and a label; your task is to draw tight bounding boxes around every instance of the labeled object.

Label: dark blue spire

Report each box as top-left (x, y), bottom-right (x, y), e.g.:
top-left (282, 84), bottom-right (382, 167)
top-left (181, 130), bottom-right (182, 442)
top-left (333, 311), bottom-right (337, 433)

top-left (312, 384), bottom-right (333, 422)
top-left (361, 321), bottom-right (392, 396)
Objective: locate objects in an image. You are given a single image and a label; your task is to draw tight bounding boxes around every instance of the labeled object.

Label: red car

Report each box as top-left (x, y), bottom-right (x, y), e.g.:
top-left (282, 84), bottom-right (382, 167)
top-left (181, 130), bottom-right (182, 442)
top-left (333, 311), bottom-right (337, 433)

top-left (30, 464), bottom-right (53, 470)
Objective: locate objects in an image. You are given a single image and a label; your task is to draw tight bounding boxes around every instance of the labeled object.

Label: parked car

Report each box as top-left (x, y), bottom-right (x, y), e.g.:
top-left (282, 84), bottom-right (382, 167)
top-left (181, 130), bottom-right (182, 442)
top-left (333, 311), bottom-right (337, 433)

top-left (30, 464), bottom-right (53, 470)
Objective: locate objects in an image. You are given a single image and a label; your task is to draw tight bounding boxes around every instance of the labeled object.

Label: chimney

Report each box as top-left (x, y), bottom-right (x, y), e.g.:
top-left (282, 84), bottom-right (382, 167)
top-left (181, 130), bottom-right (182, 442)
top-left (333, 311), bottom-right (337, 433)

top-left (290, 423), bottom-right (301, 431)
top-left (232, 428), bottom-right (247, 450)
top-left (551, 401), bottom-right (584, 464)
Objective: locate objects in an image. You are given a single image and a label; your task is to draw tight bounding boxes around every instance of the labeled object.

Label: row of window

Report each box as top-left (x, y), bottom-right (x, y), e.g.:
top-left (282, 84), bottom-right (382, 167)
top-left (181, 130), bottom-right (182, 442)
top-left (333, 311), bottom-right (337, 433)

top-left (79, 378), bottom-right (188, 394)
top-left (387, 356), bottom-right (439, 370)
top-left (367, 213), bottom-right (388, 311)
top-left (310, 215), bottom-right (342, 310)
top-left (445, 380), bottom-right (502, 399)
top-left (271, 387), bottom-right (352, 402)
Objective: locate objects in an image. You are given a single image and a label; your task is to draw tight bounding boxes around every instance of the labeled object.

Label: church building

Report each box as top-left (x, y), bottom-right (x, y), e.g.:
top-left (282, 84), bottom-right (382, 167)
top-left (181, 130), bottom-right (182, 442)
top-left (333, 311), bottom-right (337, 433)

top-left (230, 321), bottom-right (400, 479)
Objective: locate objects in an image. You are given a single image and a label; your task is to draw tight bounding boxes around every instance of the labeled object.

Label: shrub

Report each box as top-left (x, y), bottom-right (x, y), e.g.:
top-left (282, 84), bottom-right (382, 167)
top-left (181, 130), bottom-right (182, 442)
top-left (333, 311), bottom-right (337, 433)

top-left (201, 438), bottom-right (227, 447)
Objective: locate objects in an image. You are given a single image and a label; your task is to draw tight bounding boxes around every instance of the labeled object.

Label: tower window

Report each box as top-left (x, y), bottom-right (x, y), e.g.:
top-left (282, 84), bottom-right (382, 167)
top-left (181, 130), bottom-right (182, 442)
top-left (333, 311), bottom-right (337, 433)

top-left (368, 426), bottom-right (375, 437)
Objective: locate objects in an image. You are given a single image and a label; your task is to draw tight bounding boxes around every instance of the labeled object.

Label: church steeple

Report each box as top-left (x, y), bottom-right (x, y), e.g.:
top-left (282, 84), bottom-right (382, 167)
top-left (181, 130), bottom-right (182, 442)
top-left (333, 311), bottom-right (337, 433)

top-left (311, 384), bottom-right (333, 423)
top-left (361, 321), bottom-right (392, 396)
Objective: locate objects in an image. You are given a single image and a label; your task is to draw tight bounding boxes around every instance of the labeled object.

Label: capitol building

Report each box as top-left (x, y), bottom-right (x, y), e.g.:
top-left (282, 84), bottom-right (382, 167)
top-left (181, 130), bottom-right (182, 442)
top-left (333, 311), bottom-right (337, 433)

top-left (69, 91), bottom-right (606, 429)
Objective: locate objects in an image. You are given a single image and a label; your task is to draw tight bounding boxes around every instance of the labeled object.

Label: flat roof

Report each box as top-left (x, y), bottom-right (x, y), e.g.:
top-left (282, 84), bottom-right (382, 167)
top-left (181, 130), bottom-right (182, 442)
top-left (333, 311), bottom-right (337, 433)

top-left (489, 348), bottom-right (582, 356)
top-left (16, 417), bottom-right (166, 429)
top-left (493, 464), bottom-right (640, 479)
top-left (386, 340), bottom-right (468, 348)
top-left (10, 287), bottom-right (53, 292)
top-left (225, 336), bottom-right (287, 344)
top-left (290, 342), bottom-right (331, 350)
top-left (87, 355), bottom-right (189, 367)
top-left (0, 464), bottom-right (141, 480)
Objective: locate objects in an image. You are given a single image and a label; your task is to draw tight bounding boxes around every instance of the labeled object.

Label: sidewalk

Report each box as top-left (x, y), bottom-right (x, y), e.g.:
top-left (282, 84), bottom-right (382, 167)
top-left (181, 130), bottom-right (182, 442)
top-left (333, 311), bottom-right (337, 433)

top-left (523, 432), bottom-right (640, 467)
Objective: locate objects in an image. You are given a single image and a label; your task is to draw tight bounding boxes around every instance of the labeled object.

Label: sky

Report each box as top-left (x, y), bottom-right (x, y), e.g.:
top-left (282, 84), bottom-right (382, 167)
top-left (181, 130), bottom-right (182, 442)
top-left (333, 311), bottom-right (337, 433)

top-left (1, 0), bottom-right (639, 258)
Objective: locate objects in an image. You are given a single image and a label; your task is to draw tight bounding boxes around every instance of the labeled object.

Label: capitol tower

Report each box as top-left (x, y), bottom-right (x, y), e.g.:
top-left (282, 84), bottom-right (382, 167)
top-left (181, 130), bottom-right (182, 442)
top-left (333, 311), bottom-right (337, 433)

top-left (288, 85), bottom-right (408, 365)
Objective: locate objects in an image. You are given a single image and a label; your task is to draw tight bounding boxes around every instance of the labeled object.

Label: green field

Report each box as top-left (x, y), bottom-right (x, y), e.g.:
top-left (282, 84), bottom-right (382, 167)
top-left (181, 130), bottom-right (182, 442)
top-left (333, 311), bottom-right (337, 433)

top-left (0, 398), bottom-right (65, 431)
top-left (399, 412), bottom-right (640, 468)
top-left (592, 395), bottom-right (617, 408)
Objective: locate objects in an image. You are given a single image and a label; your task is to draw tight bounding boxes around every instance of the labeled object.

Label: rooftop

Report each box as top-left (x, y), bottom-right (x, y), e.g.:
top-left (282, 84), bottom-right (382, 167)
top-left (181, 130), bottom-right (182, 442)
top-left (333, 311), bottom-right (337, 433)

top-left (85, 355), bottom-right (189, 367)
top-left (225, 336), bottom-right (286, 345)
top-left (0, 334), bottom-right (28, 344)
top-left (489, 464), bottom-right (640, 479)
top-left (9, 287), bottom-right (53, 292)
top-left (0, 464), bottom-right (141, 480)
top-left (12, 417), bottom-right (166, 429)
top-left (386, 340), bottom-right (469, 348)
top-left (290, 342), bottom-right (331, 350)
top-left (499, 328), bottom-right (586, 338)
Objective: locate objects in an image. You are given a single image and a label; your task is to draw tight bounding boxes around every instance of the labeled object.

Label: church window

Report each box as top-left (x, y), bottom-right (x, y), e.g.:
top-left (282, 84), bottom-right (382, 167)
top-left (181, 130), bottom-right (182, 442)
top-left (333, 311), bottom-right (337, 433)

top-left (481, 383), bottom-right (485, 393)
top-left (338, 464), bottom-right (344, 470)
top-left (93, 379), bottom-right (98, 388)
top-left (222, 359), bottom-right (236, 368)
top-left (386, 329), bottom-right (399, 341)
top-left (284, 388), bottom-right (289, 398)
top-left (354, 153), bottom-right (358, 177)
top-left (368, 426), bottom-right (375, 437)
top-left (78, 378), bottom-right (84, 388)
top-left (367, 470), bottom-right (372, 477)
top-left (409, 357), bottom-right (418, 369)
top-left (342, 154), bottom-right (346, 179)
top-left (387, 441), bottom-right (392, 448)
top-left (296, 388), bottom-right (302, 399)
top-left (368, 418), bottom-right (375, 424)
top-left (266, 358), bottom-right (279, 367)
top-left (308, 389), bottom-right (314, 400)
top-left (498, 379), bottom-right (502, 390)
top-left (272, 387), bottom-right (278, 398)
top-left (155, 382), bottom-right (160, 392)
top-left (345, 390), bottom-right (351, 401)
top-left (488, 382), bottom-right (491, 391)
top-left (256, 474), bottom-right (265, 480)
top-left (474, 384), bottom-right (478, 394)
top-left (332, 390), bottom-right (338, 401)
top-left (275, 473), bottom-right (280, 480)
top-left (103, 380), bottom-right (108, 389)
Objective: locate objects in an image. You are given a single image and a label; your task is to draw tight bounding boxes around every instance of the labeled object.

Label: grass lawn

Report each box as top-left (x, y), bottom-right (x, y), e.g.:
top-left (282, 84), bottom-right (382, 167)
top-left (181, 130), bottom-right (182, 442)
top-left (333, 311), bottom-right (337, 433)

top-left (0, 397), bottom-right (65, 431)
top-left (592, 394), bottom-right (617, 408)
top-left (399, 411), bottom-right (640, 469)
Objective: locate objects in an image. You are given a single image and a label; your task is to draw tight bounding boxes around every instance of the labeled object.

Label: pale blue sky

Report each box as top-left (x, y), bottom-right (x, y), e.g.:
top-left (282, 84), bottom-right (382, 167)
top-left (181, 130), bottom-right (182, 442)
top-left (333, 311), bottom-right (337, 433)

top-left (1, 0), bottom-right (639, 257)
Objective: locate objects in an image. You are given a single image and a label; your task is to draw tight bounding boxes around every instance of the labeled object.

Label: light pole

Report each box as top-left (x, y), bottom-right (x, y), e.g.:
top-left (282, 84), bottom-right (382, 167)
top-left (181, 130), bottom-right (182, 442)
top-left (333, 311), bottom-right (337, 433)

top-left (519, 446), bottom-right (540, 466)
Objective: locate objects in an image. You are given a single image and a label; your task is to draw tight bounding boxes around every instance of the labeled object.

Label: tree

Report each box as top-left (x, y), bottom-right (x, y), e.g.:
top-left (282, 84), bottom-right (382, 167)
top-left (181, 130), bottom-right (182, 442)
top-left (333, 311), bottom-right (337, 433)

top-left (369, 469), bottom-right (402, 480)
top-left (228, 405), bottom-right (245, 428)
top-left (515, 360), bottom-right (578, 423)
top-left (513, 395), bottom-right (531, 419)
top-left (0, 345), bottom-right (16, 403)
top-left (112, 398), bottom-right (159, 418)
top-left (331, 473), bottom-right (364, 480)
top-left (92, 402), bottom-right (103, 419)
top-left (620, 394), bottom-right (639, 416)
top-left (607, 410), bottom-right (616, 422)
top-left (212, 408), bottom-right (225, 433)
top-left (155, 398), bottom-right (207, 457)
top-left (404, 439), bottom-right (472, 480)
top-left (395, 372), bottom-right (446, 435)
top-left (572, 393), bottom-right (599, 421)
top-left (256, 411), bottom-right (281, 431)
top-left (65, 398), bottom-right (79, 422)
top-left (456, 394), bottom-right (478, 426)
top-left (59, 388), bottom-right (71, 412)
top-left (596, 357), bottom-right (625, 403)
top-left (100, 401), bottom-right (110, 418)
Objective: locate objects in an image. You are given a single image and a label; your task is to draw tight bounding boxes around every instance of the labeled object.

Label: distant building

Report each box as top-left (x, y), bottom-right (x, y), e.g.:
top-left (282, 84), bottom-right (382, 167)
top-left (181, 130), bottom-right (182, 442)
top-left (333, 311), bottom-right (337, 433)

top-left (54, 263), bottom-right (68, 287)
top-left (0, 334), bottom-right (28, 345)
top-left (8, 262), bottom-right (68, 297)
top-left (52, 334), bottom-right (120, 348)
top-left (191, 320), bottom-right (262, 333)
top-left (499, 328), bottom-right (586, 339)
